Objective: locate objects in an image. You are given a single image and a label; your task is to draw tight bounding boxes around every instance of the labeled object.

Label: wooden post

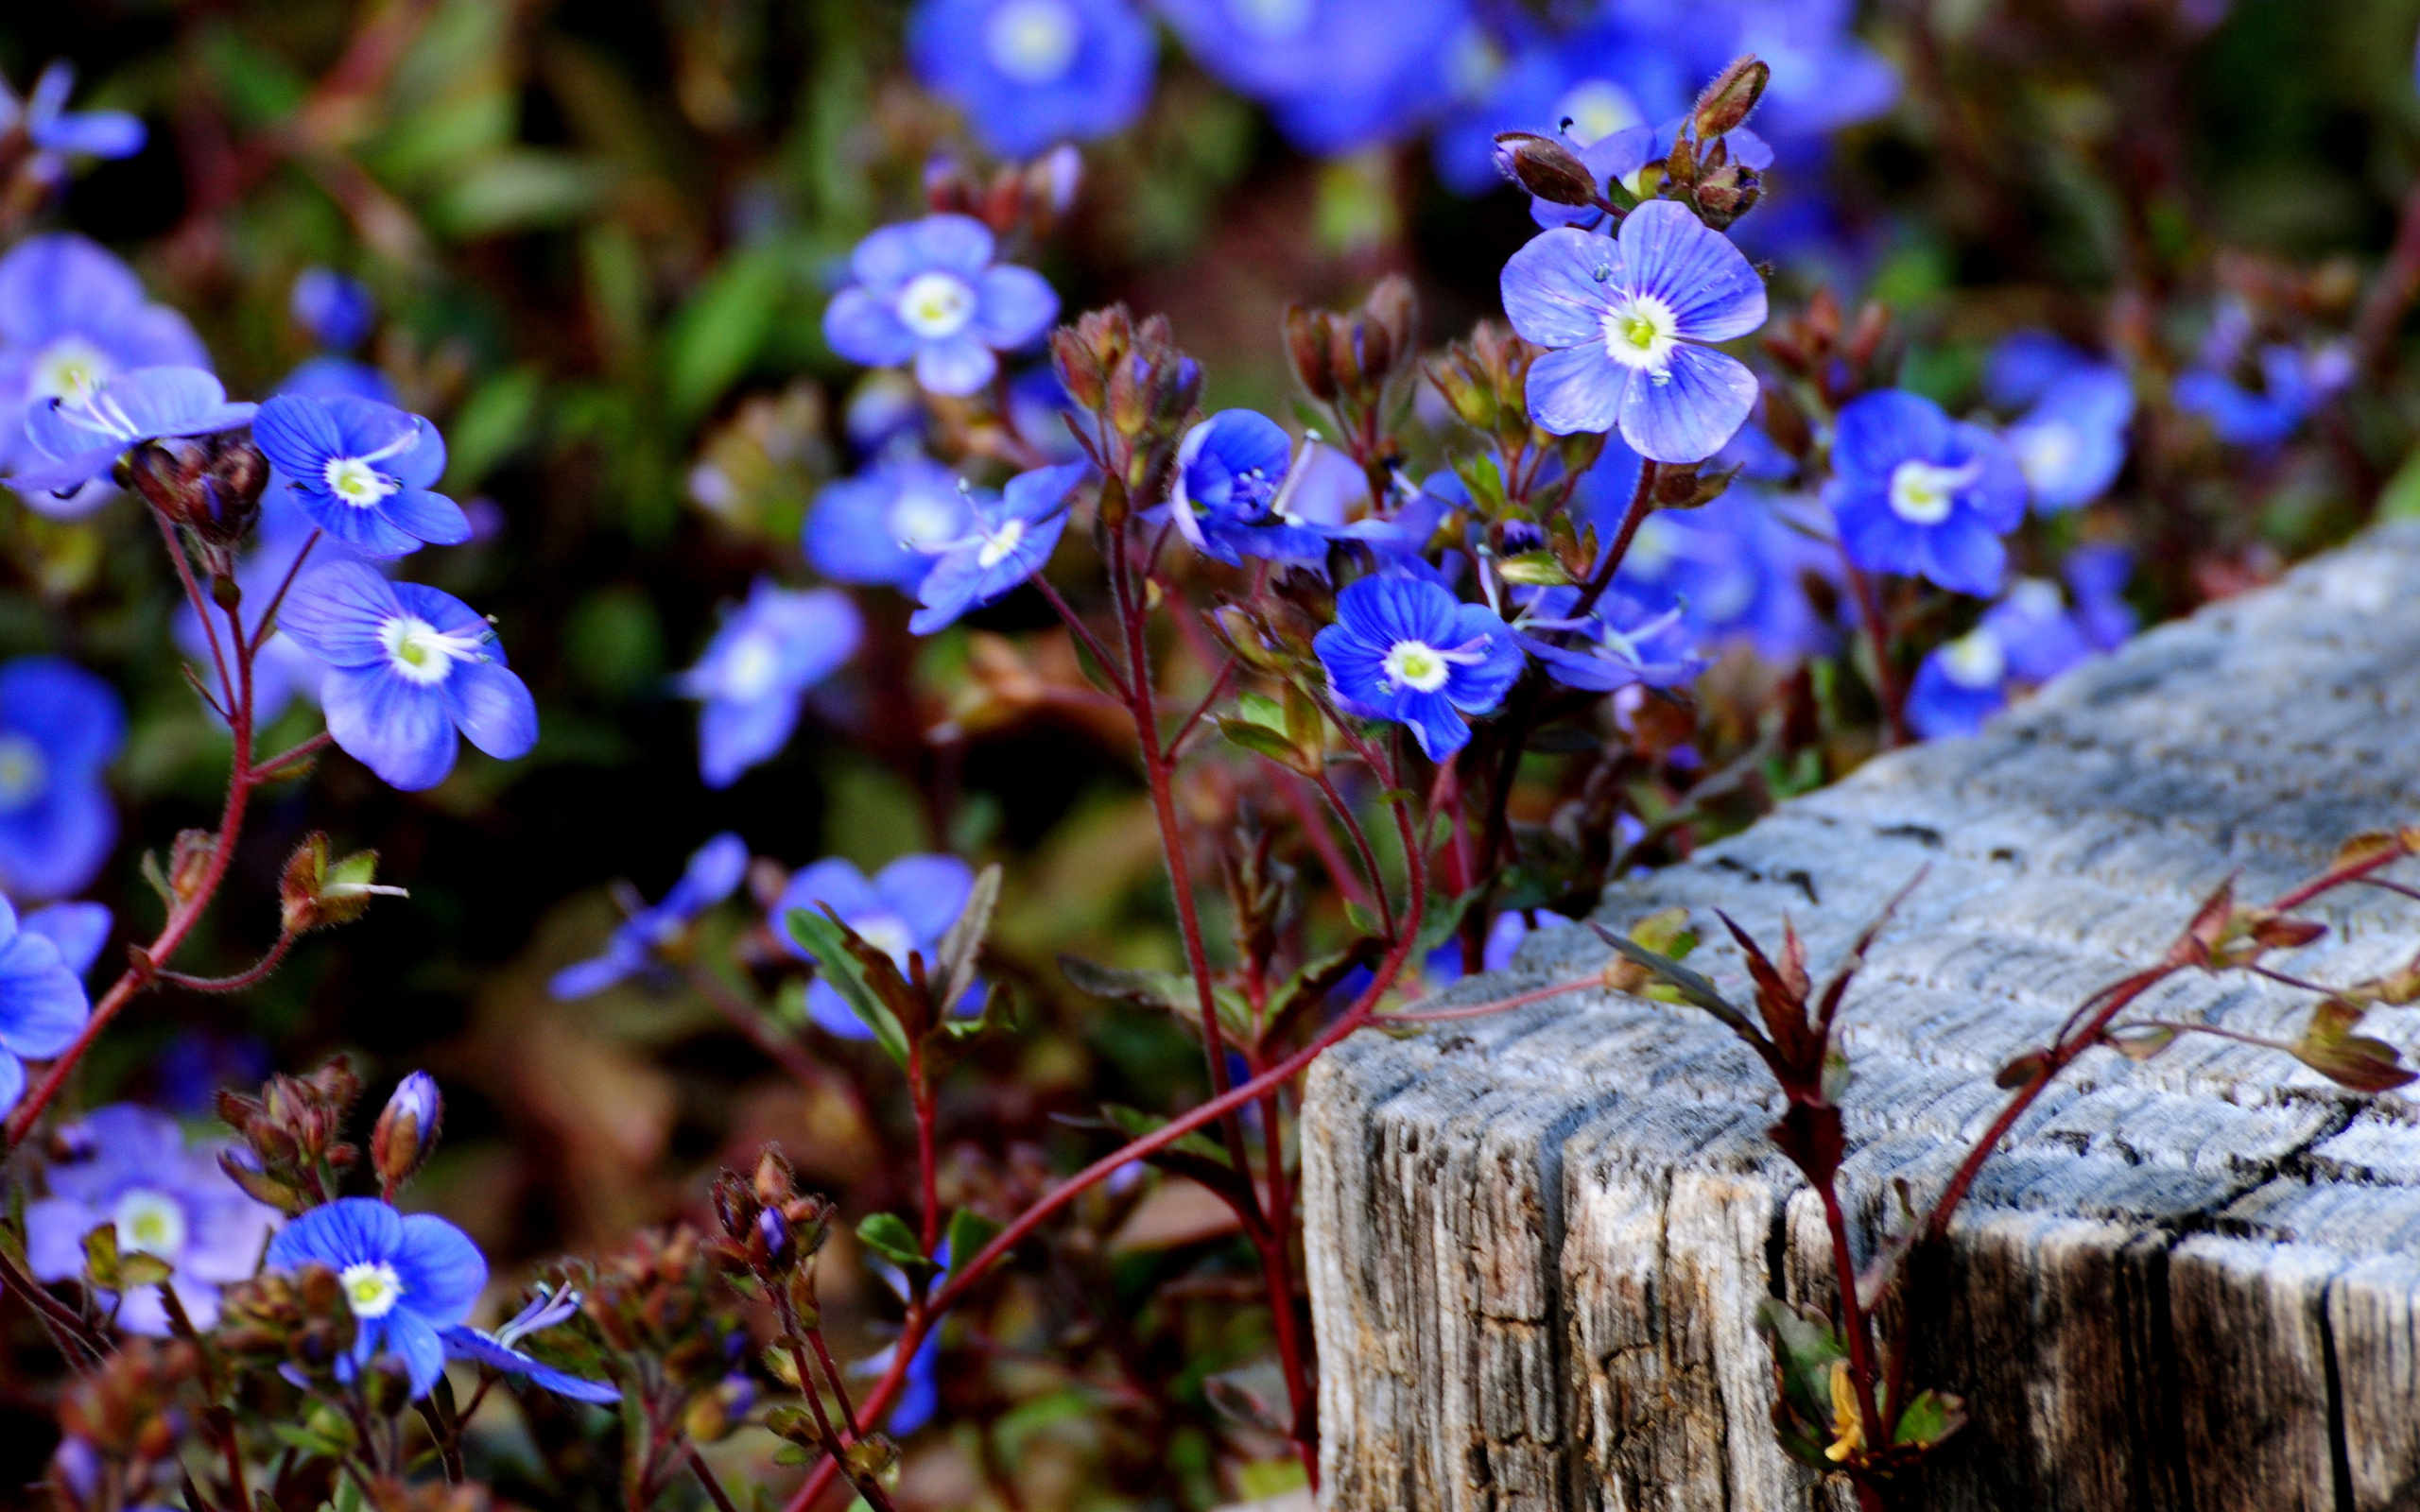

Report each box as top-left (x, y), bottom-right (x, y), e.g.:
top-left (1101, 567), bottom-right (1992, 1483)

top-left (1303, 526), bottom-right (2420, 1511)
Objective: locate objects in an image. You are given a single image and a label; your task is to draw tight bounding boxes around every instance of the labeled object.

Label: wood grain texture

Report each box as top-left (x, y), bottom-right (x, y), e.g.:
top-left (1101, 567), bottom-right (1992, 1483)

top-left (1302, 525), bottom-right (2420, 1510)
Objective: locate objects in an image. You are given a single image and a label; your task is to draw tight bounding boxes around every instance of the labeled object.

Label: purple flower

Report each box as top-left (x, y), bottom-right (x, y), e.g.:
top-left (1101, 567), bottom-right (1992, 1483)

top-left (550, 833), bottom-right (752, 1000)
top-left (805, 454), bottom-right (975, 590)
top-left (1823, 389), bottom-right (2026, 596)
top-left (9, 366), bottom-right (256, 498)
top-left (252, 394), bottom-right (469, 558)
top-left (1433, 17), bottom-right (1675, 197)
top-left (26, 1105), bottom-right (279, 1334)
top-left (441, 1284), bottom-right (619, 1404)
top-left (1, 63), bottom-right (145, 163)
top-left (1500, 202), bottom-right (1768, 463)
top-left (677, 582), bottom-right (864, 788)
top-left (1315, 576), bottom-right (1523, 760)
top-left (264, 1197), bottom-right (487, 1400)
top-left (1154, 0), bottom-right (1472, 155)
top-left (0, 235), bottom-right (205, 513)
top-left (290, 268), bottom-right (375, 352)
top-left (822, 216), bottom-right (1059, 397)
top-left (278, 561), bottom-right (538, 792)
top-left (908, 459), bottom-right (1089, 633)
top-left (777, 854), bottom-right (978, 1039)
top-left (909, 0), bottom-right (1157, 158)
top-left (0, 896), bottom-right (89, 1114)
top-left (0, 657), bottom-right (124, 902)
top-left (1906, 579), bottom-right (2095, 740)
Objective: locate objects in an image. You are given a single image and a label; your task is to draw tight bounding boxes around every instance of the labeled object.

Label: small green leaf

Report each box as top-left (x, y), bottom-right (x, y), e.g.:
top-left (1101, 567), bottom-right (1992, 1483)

top-left (1589, 919), bottom-right (1758, 1040)
top-left (1059, 955), bottom-right (1183, 1011)
top-left (786, 909), bottom-right (909, 1066)
top-left (1218, 715), bottom-right (1314, 772)
top-left (945, 1208), bottom-right (1003, 1268)
top-left (856, 1212), bottom-right (930, 1273)
top-left (1891, 1388), bottom-right (1966, 1449)
top-left (1236, 692), bottom-right (1287, 730)
top-left (933, 863), bottom-right (1001, 1022)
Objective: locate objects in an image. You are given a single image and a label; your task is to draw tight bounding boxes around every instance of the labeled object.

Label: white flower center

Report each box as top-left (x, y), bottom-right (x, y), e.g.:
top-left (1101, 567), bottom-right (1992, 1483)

top-left (984, 0), bottom-right (1081, 84)
top-left (977, 516), bottom-right (1027, 569)
top-left (1940, 627), bottom-right (2007, 689)
top-left (1601, 294), bottom-right (1681, 376)
top-left (1887, 459), bottom-right (1977, 525)
top-left (1382, 640), bottom-right (1451, 694)
top-left (380, 614), bottom-right (484, 687)
top-left (1556, 79), bottom-right (1643, 146)
top-left (339, 1261), bottom-right (406, 1319)
top-left (112, 1189), bottom-right (187, 1260)
top-left (890, 489), bottom-right (962, 551)
top-left (0, 732), bottom-right (47, 812)
top-left (323, 455), bottom-right (397, 507)
top-left (2011, 421), bottom-right (2079, 490)
top-left (1228, 0), bottom-right (1312, 40)
top-left (856, 913), bottom-right (915, 963)
top-left (896, 272), bottom-right (977, 341)
top-left (29, 336), bottom-right (113, 405)
top-left (2005, 577), bottom-right (2064, 620)
top-left (721, 631), bottom-right (785, 702)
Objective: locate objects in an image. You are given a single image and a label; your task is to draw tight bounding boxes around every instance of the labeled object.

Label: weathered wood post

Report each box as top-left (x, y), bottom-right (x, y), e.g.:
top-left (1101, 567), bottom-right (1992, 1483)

top-left (1302, 525), bottom-right (2420, 1512)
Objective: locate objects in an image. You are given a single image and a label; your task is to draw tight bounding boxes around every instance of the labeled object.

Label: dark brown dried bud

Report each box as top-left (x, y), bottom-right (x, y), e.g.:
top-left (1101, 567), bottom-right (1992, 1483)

top-left (1285, 305), bottom-right (1336, 401)
top-left (1493, 130), bottom-right (1599, 207)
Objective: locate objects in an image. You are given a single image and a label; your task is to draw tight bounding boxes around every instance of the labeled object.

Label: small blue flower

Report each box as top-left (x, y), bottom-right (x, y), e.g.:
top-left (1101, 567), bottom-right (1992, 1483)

top-left (1424, 910), bottom-right (1532, 986)
top-left (805, 454), bottom-right (976, 590)
top-left (0, 657), bottom-right (124, 902)
top-left (1164, 409), bottom-right (1331, 565)
top-left (1823, 389), bottom-right (2026, 596)
top-left (278, 561), bottom-right (538, 792)
top-left (777, 854), bottom-right (978, 1039)
top-left (1988, 336), bottom-right (2134, 513)
top-left (1905, 578), bottom-right (2095, 740)
top-left (823, 215), bottom-right (1060, 398)
top-left (1434, 18), bottom-right (1670, 198)
top-left (264, 1197), bottom-right (488, 1400)
top-left (252, 394), bottom-right (469, 558)
top-left (2, 63), bottom-right (146, 162)
top-left (175, 534), bottom-right (331, 727)
top-left (1156, 0), bottom-right (1471, 155)
top-left (2173, 343), bottom-right (2350, 449)
top-left (1516, 591), bottom-right (1705, 693)
top-left (0, 235), bottom-right (207, 512)
top-left (441, 1283), bottom-right (620, 1404)
top-left (10, 366), bottom-right (256, 497)
top-left (908, 459), bottom-right (1089, 633)
top-left (24, 902), bottom-right (110, 979)
top-left (909, 0), bottom-right (1157, 158)
top-left (550, 833), bottom-right (752, 1000)
top-left (2064, 543), bottom-right (2137, 652)
top-left (0, 896), bottom-right (89, 1114)
top-left (1723, 0), bottom-right (1898, 139)
top-left (26, 1104), bottom-right (279, 1334)
top-left (677, 582), bottom-right (864, 788)
top-left (290, 268), bottom-right (375, 352)
top-left (1315, 576), bottom-right (1523, 760)
top-left (1500, 201), bottom-right (1769, 463)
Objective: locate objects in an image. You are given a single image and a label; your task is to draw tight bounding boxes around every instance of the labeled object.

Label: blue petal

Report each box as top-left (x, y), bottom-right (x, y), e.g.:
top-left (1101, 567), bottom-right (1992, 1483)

top-left (1616, 200), bottom-right (1766, 344)
top-left (276, 561), bottom-right (403, 667)
top-left (823, 288), bottom-right (920, 368)
top-left (1831, 389), bottom-right (1951, 481)
top-left (806, 979), bottom-right (874, 1039)
top-left (776, 859), bottom-right (883, 958)
top-left (972, 266), bottom-right (1059, 350)
top-left (394, 1212), bottom-right (488, 1326)
top-left (1524, 344), bottom-right (1627, 437)
top-left (1616, 343), bottom-right (1757, 464)
top-left (1913, 518), bottom-right (2007, 597)
top-left (698, 692), bottom-right (802, 788)
top-left (323, 666), bottom-right (458, 791)
top-left (252, 395), bottom-right (342, 481)
top-left (267, 1196), bottom-right (404, 1273)
top-left (662, 833), bottom-right (752, 920)
top-left (444, 662), bottom-right (538, 762)
top-left (1501, 228), bottom-right (1618, 351)
top-left (384, 489), bottom-right (474, 547)
top-left (36, 111), bottom-right (145, 159)
top-left (23, 902), bottom-right (109, 978)
top-left (0, 784), bottom-right (117, 903)
top-left (382, 1309), bottom-right (450, 1400)
top-left (441, 1327), bottom-right (621, 1403)
top-left (875, 854), bottom-right (976, 946)
top-left (0, 930), bottom-right (87, 1061)
top-left (548, 944), bottom-right (643, 1001)
top-left (0, 657), bottom-right (126, 772)
top-left (914, 335), bottom-right (998, 397)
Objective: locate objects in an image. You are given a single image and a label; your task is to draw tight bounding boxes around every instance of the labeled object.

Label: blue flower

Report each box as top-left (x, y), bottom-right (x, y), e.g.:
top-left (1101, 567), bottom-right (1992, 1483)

top-left (290, 268), bottom-right (375, 352)
top-left (252, 394), bottom-right (469, 558)
top-left (24, 902), bottom-right (110, 979)
top-left (2173, 343), bottom-right (2350, 449)
top-left (264, 1197), bottom-right (488, 1400)
top-left (26, 1104), bottom-right (279, 1334)
top-left (1721, 0), bottom-right (1898, 139)
top-left (777, 854), bottom-right (977, 1039)
top-left (1516, 591), bottom-right (1705, 693)
top-left (805, 455), bottom-right (975, 589)
top-left (440, 1284), bottom-right (620, 1404)
top-left (551, 833), bottom-right (752, 1000)
top-left (278, 561), bottom-right (538, 792)
top-left (1500, 202), bottom-right (1768, 463)
top-left (1155, 0), bottom-right (1471, 155)
top-left (2, 63), bottom-right (145, 163)
top-left (175, 534), bottom-right (331, 726)
top-left (1315, 576), bottom-right (1523, 760)
top-left (860, 1239), bottom-right (951, 1434)
top-left (2064, 543), bottom-right (2137, 652)
top-left (909, 0), bottom-right (1156, 158)
top-left (677, 582), bottom-right (864, 788)
top-left (1983, 330), bottom-right (2092, 408)
top-left (0, 657), bottom-right (124, 902)
top-left (908, 459), bottom-right (1089, 633)
top-left (0, 235), bottom-right (205, 513)
top-left (9, 366), bottom-right (256, 498)
top-left (2004, 364), bottom-right (2132, 512)
top-left (823, 216), bottom-right (1060, 398)
top-left (0, 896), bottom-right (89, 1114)
top-left (1905, 578), bottom-right (2095, 740)
top-left (1163, 409), bottom-right (1333, 565)
top-left (1823, 389), bottom-right (2026, 596)
top-left (1611, 490), bottom-right (1832, 662)
top-left (1424, 909), bottom-right (1533, 985)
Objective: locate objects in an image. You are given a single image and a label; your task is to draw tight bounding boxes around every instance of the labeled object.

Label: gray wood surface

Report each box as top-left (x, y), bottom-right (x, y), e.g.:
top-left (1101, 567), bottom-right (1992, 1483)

top-left (1302, 524), bottom-right (2420, 1511)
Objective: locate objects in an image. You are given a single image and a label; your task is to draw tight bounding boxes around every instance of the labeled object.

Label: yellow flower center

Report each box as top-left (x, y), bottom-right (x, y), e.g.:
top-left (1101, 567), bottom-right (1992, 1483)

top-left (112, 1189), bottom-right (187, 1260)
top-left (1886, 458), bottom-right (1977, 525)
top-left (340, 1261), bottom-right (405, 1320)
top-left (324, 455), bottom-right (396, 507)
top-left (896, 272), bottom-right (977, 341)
top-left (1382, 640), bottom-right (1450, 693)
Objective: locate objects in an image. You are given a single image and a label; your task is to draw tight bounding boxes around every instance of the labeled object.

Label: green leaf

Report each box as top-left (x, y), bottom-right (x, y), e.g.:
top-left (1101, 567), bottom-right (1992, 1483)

top-left (2381, 444), bottom-right (2420, 520)
top-left (1411, 885), bottom-right (1487, 957)
top-left (666, 249), bottom-right (788, 423)
top-left (933, 863), bottom-right (1002, 1024)
top-left (945, 1208), bottom-right (1003, 1268)
top-left (1059, 955), bottom-right (1184, 1012)
top-left (268, 1422), bottom-right (353, 1461)
top-left (1100, 1103), bottom-right (1232, 1169)
top-left (856, 1212), bottom-right (931, 1273)
top-left (786, 909), bottom-right (909, 1066)
top-left (1218, 715), bottom-right (1312, 772)
top-left (1891, 1387), bottom-right (1966, 1449)
top-left (2292, 999), bottom-right (2418, 1093)
top-left (443, 368), bottom-right (544, 493)
top-left (434, 152), bottom-right (617, 237)
top-left (1235, 691), bottom-right (1287, 730)
top-left (1589, 919), bottom-right (1759, 1040)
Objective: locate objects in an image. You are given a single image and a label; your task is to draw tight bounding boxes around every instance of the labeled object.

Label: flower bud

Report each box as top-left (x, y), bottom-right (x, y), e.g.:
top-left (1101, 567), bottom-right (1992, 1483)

top-left (1284, 305), bottom-right (1337, 402)
top-left (756, 1206), bottom-right (789, 1263)
top-left (280, 833), bottom-right (401, 936)
top-left (370, 1072), bottom-right (441, 1193)
top-left (1692, 56), bottom-right (1770, 141)
top-left (1493, 131), bottom-right (1599, 208)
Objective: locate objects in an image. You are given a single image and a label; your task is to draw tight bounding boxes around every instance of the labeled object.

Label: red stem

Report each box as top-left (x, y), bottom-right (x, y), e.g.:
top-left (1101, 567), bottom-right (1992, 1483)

top-left (1839, 555), bottom-right (1910, 748)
